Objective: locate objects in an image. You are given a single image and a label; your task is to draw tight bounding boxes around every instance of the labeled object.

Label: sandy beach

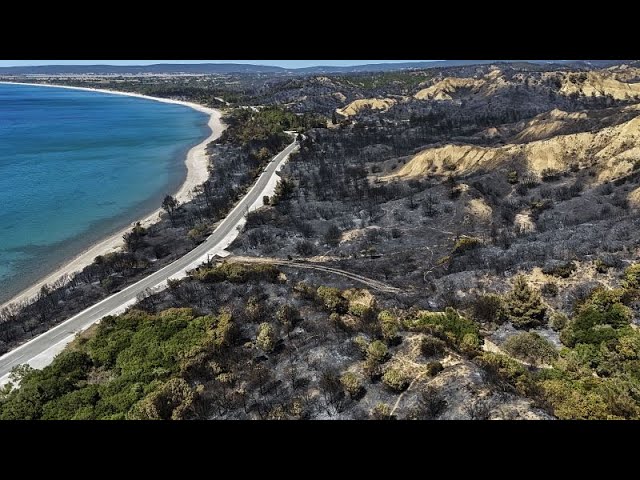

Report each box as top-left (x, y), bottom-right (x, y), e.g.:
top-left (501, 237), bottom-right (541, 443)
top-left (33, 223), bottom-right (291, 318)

top-left (0, 82), bottom-right (225, 310)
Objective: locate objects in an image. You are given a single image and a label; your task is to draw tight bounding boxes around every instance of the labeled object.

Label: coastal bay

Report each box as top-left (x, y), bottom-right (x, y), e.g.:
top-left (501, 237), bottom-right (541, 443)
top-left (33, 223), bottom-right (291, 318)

top-left (0, 83), bottom-right (223, 307)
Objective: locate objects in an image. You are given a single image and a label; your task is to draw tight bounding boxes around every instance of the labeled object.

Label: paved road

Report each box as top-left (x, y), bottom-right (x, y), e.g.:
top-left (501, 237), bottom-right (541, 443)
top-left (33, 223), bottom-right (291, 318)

top-left (0, 139), bottom-right (299, 382)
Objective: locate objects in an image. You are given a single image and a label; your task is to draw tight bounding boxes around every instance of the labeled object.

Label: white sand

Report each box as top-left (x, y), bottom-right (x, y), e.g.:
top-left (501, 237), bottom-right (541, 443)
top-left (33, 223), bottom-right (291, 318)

top-left (0, 82), bottom-right (226, 310)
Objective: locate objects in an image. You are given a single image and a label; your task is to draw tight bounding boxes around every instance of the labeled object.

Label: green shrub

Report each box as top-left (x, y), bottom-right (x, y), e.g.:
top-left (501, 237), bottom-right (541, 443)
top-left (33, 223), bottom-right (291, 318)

top-left (622, 264), bottom-right (640, 290)
top-left (405, 308), bottom-right (480, 350)
top-left (371, 402), bottom-right (394, 420)
top-left (503, 332), bottom-right (558, 365)
top-left (348, 303), bottom-right (368, 317)
top-left (193, 262), bottom-right (279, 284)
top-left (256, 323), bottom-right (276, 353)
top-left (460, 333), bottom-right (481, 355)
top-left (367, 341), bottom-right (389, 365)
top-left (340, 372), bottom-right (364, 398)
top-left (316, 286), bottom-right (348, 314)
top-left (382, 368), bottom-right (410, 392)
top-left (549, 312), bottom-right (568, 331)
top-left (561, 288), bottom-right (632, 347)
top-left (379, 311), bottom-right (399, 344)
top-left (476, 352), bottom-right (535, 396)
top-left (505, 276), bottom-right (547, 329)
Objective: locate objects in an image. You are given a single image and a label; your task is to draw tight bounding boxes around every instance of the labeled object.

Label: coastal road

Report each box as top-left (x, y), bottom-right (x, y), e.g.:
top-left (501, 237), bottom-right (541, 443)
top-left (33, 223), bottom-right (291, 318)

top-left (0, 138), bottom-right (299, 383)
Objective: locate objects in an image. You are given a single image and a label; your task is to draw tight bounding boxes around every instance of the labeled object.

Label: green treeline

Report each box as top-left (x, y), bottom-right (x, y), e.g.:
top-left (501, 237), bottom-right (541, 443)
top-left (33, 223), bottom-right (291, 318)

top-left (0, 308), bottom-right (233, 420)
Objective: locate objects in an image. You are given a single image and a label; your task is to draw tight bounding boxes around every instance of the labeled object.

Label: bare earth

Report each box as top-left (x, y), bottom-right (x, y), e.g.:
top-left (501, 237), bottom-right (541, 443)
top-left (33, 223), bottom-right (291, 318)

top-left (0, 83), bottom-right (225, 310)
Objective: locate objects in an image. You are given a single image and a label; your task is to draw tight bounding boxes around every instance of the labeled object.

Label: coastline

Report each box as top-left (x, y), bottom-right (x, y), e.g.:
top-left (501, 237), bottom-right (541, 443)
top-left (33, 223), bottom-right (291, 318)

top-left (0, 82), bottom-right (226, 310)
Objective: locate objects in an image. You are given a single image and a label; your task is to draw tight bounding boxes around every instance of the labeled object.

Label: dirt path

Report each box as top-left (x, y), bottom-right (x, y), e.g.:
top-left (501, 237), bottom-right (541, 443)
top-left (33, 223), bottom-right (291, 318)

top-left (228, 256), bottom-right (402, 294)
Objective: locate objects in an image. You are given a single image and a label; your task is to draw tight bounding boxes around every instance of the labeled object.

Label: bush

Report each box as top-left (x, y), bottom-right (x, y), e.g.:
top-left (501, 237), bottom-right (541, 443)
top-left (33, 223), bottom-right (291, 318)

top-left (622, 264), bottom-right (640, 290)
top-left (340, 372), bottom-right (364, 398)
top-left (561, 288), bottom-right (632, 347)
top-left (371, 402), bottom-right (394, 420)
top-left (405, 308), bottom-right (480, 350)
top-left (505, 276), bottom-right (547, 329)
top-left (503, 332), bottom-right (558, 366)
top-left (426, 361), bottom-right (444, 376)
top-left (471, 294), bottom-right (507, 324)
top-left (316, 286), bottom-right (348, 314)
top-left (382, 368), bottom-right (410, 392)
top-left (421, 336), bottom-right (446, 358)
top-left (379, 310), bottom-right (399, 344)
top-left (367, 341), bottom-right (389, 365)
top-left (256, 323), bottom-right (275, 353)
top-left (475, 352), bottom-right (535, 396)
top-left (549, 312), bottom-right (568, 331)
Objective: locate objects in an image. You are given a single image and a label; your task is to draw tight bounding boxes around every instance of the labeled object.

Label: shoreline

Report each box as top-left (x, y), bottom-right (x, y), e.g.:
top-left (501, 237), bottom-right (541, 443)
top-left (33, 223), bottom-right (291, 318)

top-left (0, 82), bottom-right (226, 310)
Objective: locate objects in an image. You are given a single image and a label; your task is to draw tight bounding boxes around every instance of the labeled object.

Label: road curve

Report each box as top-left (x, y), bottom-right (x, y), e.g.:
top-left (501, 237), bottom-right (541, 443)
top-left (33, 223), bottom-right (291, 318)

top-left (0, 139), bottom-right (299, 383)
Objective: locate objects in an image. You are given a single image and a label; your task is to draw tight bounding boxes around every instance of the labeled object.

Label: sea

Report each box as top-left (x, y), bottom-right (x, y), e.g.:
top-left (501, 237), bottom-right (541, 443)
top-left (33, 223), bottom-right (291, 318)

top-left (0, 83), bottom-right (210, 305)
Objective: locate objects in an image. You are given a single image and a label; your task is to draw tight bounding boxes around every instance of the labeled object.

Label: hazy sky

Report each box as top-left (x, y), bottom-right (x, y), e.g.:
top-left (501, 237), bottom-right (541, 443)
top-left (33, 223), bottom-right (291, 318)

top-left (0, 60), bottom-right (436, 68)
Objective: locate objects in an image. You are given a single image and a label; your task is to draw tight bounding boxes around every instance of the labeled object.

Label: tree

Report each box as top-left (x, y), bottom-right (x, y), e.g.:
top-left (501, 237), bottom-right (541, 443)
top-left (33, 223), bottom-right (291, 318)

top-left (162, 195), bottom-right (179, 226)
top-left (276, 304), bottom-right (299, 338)
top-left (505, 276), bottom-right (547, 329)
top-left (123, 222), bottom-right (147, 252)
top-left (256, 323), bottom-right (275, 353)
top-left (503, 332), bottom-right (558, 366)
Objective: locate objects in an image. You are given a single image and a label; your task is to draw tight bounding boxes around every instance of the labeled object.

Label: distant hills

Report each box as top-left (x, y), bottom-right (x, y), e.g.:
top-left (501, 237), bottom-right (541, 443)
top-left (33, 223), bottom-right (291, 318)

top-left (0, 60), bottom-right (632, 76)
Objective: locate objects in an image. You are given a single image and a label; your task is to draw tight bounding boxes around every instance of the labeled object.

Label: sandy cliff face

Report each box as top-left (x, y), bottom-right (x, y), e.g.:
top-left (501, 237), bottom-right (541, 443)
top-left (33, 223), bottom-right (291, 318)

top-left (384, 114), bottom-right (640, 182)
top-left (554, 71), bottom-right (640, 100)
top-left (337, 98), bottom-right (396, 117)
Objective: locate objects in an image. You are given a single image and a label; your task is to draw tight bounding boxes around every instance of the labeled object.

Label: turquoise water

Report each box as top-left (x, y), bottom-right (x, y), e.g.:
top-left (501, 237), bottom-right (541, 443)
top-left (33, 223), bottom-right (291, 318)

top-left (0, 83), bottom-right (210, 304)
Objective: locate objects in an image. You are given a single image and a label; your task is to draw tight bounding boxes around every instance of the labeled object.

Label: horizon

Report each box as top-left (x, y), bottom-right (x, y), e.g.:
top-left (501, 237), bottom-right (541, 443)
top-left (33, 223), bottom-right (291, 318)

top-left (0, 60), bottom-right (438, 69)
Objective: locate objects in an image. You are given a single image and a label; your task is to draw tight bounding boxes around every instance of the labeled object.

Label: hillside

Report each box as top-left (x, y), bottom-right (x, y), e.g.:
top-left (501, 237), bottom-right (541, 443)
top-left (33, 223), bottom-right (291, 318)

top-left (2, 61), bottom-right (640, 420)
